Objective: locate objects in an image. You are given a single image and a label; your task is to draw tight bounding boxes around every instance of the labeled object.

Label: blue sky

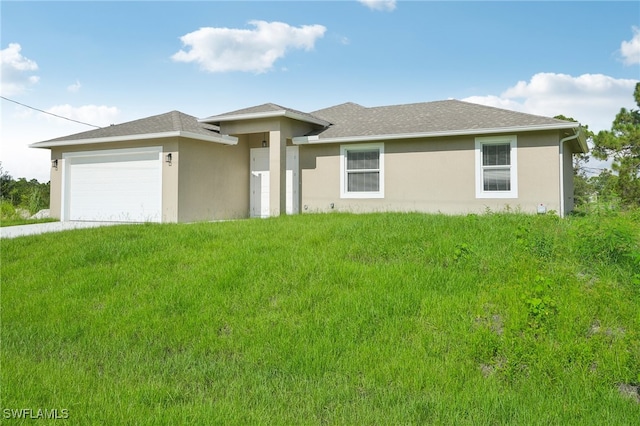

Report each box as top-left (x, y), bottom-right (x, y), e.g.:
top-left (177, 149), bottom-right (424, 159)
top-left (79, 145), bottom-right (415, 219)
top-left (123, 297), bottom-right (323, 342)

top-left (1, 1), bottom-right (639, 182)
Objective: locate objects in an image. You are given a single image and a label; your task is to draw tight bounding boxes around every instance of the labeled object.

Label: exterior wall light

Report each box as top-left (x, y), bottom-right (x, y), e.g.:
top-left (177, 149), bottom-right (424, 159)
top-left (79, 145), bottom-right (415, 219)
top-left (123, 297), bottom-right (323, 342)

top-left (52, 159), bottom-right (58, 170)
top-left (165, 153), bottom-right (172, 165)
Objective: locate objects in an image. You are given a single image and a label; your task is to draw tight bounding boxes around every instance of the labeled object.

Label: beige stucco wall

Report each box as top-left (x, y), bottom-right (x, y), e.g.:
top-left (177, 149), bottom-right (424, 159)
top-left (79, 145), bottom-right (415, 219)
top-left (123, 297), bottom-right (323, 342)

top-left (176, 139), bottom-right (249, 222)
top-left (48, 150), bottom-right (63, 221)
top-left (162, 141), bottom-right (180, 222)
top-left (219, 117), bottom-right (317, 140)
top-left (45, 127), bottom-right (577, 223)
top-left (517, 133), bottom-right (561, 213)
top-left (300, 131), bottom-right (566, 215)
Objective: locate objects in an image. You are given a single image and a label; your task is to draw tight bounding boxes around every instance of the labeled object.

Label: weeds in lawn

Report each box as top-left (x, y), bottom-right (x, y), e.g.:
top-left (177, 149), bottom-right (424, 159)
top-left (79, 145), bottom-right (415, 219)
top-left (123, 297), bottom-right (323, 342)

top-left (570, 211), bottom-right (639, 266)
top-left (452, 243), bottom-right (473, 263)
top-left (521, 276), bottom-right (557, 332)
top-left (1, 212), bottom-right (639, 424)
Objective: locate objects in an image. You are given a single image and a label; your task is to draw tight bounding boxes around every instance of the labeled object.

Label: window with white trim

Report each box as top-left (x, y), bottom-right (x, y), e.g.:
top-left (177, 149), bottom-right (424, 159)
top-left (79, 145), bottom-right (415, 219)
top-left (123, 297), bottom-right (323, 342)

top-left (340, 143), bottom-right (384, 198)
top-left (475, 136), bottom-right (518, 198)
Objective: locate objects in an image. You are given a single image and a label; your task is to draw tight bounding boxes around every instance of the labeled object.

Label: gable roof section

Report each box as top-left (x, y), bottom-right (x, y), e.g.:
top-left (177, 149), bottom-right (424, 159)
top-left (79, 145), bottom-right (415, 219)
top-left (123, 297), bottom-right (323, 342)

top-left (30, 111), bottom-right (238, 148)
top-left (199, 103), bottom-right (331, 127)
top-left (309, 102), bottom-right (368, 126)
top-left (29, 100), bottom-right (586, 152)
top-left (296, 100), bottom-right (581, 144)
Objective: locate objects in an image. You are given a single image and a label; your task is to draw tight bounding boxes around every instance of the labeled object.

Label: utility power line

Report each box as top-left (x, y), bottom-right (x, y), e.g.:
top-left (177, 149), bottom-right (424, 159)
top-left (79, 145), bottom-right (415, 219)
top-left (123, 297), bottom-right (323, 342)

top-left (0, 96), bottom-right (102, 129)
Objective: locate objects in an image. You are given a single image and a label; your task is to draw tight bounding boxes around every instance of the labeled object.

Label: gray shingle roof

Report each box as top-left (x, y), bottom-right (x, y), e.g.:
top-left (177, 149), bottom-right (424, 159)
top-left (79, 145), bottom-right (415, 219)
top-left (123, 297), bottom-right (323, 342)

top-left (36, 110), bottom-right (221, 144)
top-left (200, 102), bottom-right (330, 126)
top-left (310, 100), bottom-right (575, 139)
top-left (210, 103), bottom-right (290, 116)
top-left (33, 100), bottom-right (579, 148)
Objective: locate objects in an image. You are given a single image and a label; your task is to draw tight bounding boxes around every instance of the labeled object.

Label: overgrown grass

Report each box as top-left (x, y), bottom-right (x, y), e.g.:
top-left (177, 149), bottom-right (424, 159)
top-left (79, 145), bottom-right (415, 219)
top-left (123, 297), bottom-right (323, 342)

top-left (1, 212), bottom-right (639, 424)
top-left (0, 199), bottom-right (55, 227)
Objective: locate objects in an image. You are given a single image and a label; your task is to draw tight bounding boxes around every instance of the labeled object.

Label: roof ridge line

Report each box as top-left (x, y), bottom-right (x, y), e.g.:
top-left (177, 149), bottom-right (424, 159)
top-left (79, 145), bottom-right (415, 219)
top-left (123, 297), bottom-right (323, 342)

top-left (171, 110), bottom-right (185, 131)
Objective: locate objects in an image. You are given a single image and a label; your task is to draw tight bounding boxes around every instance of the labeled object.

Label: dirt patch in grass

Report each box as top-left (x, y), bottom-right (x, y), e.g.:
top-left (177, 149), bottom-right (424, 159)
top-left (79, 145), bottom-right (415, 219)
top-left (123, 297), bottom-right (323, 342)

top-left (618, 383), bottom-right (640, 403)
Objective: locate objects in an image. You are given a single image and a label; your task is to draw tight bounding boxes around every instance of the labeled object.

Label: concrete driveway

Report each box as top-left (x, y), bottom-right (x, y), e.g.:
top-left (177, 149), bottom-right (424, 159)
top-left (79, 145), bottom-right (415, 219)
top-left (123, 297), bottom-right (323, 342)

top-left (1, 221), bottom-right (125, 239)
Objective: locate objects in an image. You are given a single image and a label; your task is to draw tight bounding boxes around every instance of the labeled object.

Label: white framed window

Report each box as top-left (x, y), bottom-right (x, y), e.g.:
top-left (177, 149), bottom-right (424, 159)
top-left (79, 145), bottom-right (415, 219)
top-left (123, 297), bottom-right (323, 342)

top-left (475, 135), bottom-right (518, 199)
top-left (340, 143), bottom-right (384, 198)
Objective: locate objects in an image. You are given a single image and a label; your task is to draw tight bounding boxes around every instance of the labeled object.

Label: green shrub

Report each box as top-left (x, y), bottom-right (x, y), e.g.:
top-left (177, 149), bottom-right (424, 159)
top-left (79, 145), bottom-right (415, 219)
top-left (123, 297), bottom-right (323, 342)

top-left (521, 276), bottom-right (557, 332)
top-left (1, 200), bottom-right (19, 221)
top-left (25, 186), bottom-right (46, 214)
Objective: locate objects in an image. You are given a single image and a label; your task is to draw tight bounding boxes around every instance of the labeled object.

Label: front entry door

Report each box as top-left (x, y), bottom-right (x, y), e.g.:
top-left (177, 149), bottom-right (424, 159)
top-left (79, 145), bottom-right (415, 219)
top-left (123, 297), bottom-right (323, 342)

top-left (250, 147), bottom-right (299, 218)
top-left (250, 148), bottom-right (270, 218)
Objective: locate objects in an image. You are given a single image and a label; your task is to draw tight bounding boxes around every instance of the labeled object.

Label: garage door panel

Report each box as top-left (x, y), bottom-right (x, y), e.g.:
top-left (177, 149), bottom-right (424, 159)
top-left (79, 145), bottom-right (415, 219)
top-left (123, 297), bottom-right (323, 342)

top-left (65, 149), bottom-right (162, 222)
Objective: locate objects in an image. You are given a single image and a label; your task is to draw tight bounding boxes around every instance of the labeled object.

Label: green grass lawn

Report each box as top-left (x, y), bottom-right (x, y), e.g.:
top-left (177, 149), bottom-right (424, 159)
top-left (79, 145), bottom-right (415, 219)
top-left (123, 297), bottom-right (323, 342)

top-left (0, 218), bottom-right (57, 227)
top-left (1, 212), bottom-right (639, 424)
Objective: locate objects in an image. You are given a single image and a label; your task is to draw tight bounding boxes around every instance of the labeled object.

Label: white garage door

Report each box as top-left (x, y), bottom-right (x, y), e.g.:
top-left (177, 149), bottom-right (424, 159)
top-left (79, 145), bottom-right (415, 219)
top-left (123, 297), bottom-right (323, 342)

top-left (63, 147), bottom-right (162, 222)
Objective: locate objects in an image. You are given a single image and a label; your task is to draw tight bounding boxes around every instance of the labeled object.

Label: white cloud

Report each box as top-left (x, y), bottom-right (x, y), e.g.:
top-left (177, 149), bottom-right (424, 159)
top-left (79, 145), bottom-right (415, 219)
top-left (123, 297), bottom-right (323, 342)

top-left (171, 20), bottom-right (326, 73)
top-left (67, 80), bottom-right (82, 93)
top-left (462, 95), bottom-right (523, 112)
top-left (462, 72), bottom-right (638, 133)
top-left (46, 104), bottom-right (120, 127)
top-left (620, 26), bottom-right (640, 65)
top-left (358, 0), bottom-right (397, 12)
top-left (0, 43), bottom-right (40, 96)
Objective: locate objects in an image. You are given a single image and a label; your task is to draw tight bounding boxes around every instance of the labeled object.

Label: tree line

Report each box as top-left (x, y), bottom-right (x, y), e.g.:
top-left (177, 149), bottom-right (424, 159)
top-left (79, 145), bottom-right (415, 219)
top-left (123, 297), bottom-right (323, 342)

top-left (0, 163), bottom-right (50, 218)
top-left (573, 82), bottom-right (640, 211)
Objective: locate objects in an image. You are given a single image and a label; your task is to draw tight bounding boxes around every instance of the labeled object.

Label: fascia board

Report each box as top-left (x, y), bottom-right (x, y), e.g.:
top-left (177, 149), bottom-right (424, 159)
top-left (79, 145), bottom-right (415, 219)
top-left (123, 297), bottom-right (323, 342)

top-left (292, 122), bottom-right (581, 145)
top-left (180, 131), bottom-right (238, 145)
top-left (199, 111), bottom-right (330, 127)
top-left (284, 111), bottom-right (330, 126)
top-left (30, 131), bottom-right (238, 149)
top-left (576, 127), bottom-right (589, 153)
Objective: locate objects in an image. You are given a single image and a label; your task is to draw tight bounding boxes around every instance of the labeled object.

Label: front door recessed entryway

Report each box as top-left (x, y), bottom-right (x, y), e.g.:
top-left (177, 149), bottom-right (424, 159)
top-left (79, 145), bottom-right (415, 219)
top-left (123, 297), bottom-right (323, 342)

top-left (250, 147), bottom-right (299, 218)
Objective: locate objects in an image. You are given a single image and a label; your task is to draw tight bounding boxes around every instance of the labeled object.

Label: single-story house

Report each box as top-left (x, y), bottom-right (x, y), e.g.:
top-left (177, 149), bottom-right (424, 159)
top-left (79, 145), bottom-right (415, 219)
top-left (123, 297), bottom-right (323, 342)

top-left (31, 100), bottom-right (587, 222)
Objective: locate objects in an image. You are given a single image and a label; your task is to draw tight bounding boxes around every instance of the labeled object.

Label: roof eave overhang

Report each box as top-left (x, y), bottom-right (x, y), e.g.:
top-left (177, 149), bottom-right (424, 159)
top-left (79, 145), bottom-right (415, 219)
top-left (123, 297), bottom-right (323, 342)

top-left (29, 131), bottom-right (239, 149)
top-left (292, 122), bottom-right (581, 145)
top-left (199, 110), bottom-right (330, 127)
top-left (576, 126), bottom-right (589, 153)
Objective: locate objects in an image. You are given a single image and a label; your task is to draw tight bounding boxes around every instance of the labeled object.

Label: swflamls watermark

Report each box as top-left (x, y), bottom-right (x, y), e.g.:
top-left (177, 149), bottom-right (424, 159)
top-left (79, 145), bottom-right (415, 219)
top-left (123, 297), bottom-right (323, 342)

top-left (2, 408), bottom-right (69, 420)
